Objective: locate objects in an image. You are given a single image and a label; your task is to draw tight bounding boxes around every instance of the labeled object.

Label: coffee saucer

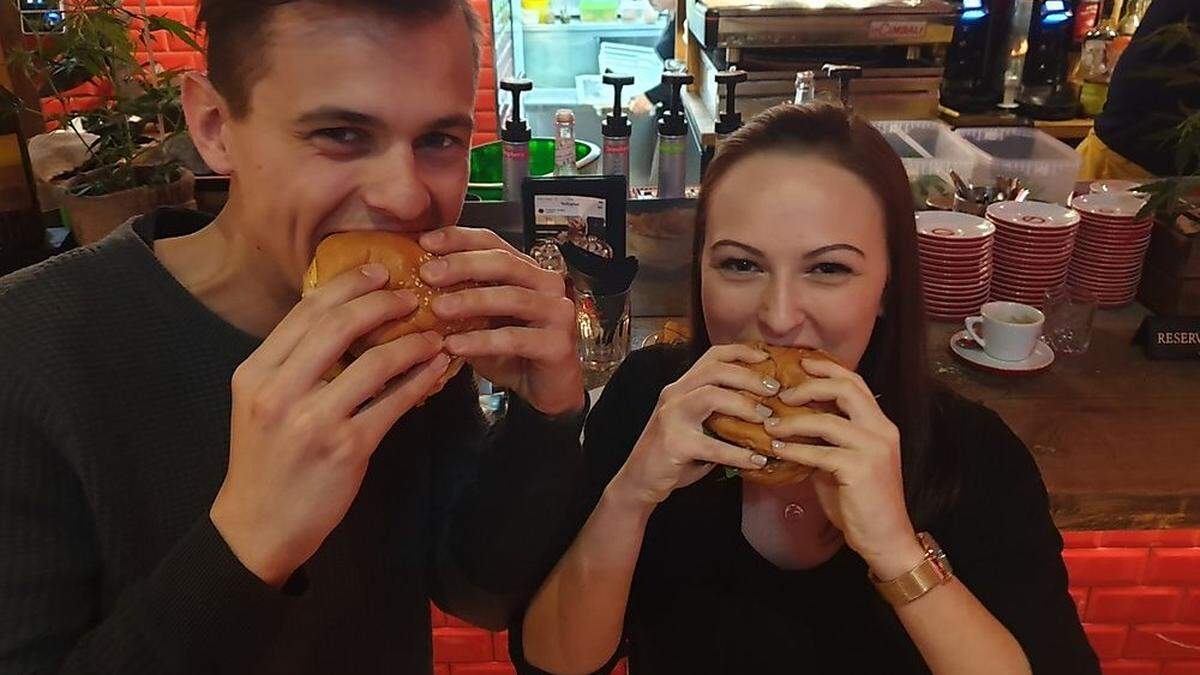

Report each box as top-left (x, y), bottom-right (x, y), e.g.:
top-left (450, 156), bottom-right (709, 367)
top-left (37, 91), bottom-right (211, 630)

top-left (949, 330), bottom-right (1055, 375)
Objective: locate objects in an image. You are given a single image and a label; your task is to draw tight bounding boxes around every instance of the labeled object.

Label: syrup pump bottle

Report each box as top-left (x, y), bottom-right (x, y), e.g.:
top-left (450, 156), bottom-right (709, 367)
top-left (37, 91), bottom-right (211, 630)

top-left (500, 78), bottom-right (533, 203)
top-left (656, 70), bottom-right (693, 199)
top-left (703, 68), bottom-right (747, 176)
top-left (601, 74), bottom-right (635, 179)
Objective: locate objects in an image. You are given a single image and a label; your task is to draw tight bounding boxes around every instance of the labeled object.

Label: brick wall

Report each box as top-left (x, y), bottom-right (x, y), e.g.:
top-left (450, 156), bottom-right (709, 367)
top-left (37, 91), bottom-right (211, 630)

top-left (42, 0), bottom-right (500, 144)
top-left (1064, 530), bottom-right (1200, 674)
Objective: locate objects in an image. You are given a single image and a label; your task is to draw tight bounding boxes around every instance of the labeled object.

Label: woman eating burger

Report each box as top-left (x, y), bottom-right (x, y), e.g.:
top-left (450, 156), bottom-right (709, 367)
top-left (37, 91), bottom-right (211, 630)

top-left (510, 103), bottom-right (1099, 674)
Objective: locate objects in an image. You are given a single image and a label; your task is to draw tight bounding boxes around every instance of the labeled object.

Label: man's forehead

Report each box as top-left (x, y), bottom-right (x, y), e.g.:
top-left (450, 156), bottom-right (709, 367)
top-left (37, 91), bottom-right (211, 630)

top-left (248, 4), bottom-right (477, 122)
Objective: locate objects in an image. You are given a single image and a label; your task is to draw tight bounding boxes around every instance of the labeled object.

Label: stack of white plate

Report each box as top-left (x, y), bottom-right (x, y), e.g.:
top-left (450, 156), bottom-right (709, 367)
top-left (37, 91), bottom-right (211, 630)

top-left (915, 211), bottom-right (995, 321)
top-left (1067, 192), bottom-right (1155, 307)
top-left (986, 201), bottom-right (1081, 308)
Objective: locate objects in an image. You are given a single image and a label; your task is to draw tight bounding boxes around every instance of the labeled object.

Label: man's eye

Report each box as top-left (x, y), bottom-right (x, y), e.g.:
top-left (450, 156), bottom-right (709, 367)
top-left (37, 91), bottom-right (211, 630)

top-left (311, 128), bottom-right (369, 147)
top-left (417, 133), bottom-right (465, 151)
top-left (719, 258), bottom-right (760, 274)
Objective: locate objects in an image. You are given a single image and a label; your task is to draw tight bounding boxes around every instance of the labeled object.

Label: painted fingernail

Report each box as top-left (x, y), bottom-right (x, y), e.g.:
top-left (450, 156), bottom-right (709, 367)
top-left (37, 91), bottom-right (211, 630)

top-left (771, 440), bottom-right (785, 453)
top-left (764, 417), bottom-right (781, 428)
top-left (762, 377), bottom-right (780, 393)
top-left (756, 404), bottom-right (774, 420)
top-left (751, 454), bottom-right (769, 467)
top-left (361, 263), bottom-right (388, 281)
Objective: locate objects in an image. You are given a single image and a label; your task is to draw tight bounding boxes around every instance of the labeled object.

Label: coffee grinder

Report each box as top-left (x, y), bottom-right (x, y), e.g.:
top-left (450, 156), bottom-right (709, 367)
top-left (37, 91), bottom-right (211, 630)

top-left (1017, 0), bottom-right (1079, 120)
top-left (940, 0), bottom-right (1015, 113)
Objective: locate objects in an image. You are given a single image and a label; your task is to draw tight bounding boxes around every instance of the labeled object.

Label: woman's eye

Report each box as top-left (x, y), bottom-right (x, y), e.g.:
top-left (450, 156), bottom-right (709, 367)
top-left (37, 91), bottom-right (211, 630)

top-left (809, 262), bottom-right (852, 276)
top-left (719, 258), bottom-right (761, 274)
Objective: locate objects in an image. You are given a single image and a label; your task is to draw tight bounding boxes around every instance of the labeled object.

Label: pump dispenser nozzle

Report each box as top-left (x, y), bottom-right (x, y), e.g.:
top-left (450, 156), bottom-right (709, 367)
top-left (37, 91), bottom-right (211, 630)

top-left (656, 70), bottom-right (693, 199)
top-left (602, 74), bottom-right (635, 139)
top-left (601, 74), bottom-right (635, 180)
top-left (500, 78), bottom-right (533, 143)
top-left (657, 71), bottom-right (694, 138)
top-left (821, 64), bottom-right (863, 112)
top-left (714, 69), bottom-right (747, 136)
top-left (500, 78), bottom-right (534, 204)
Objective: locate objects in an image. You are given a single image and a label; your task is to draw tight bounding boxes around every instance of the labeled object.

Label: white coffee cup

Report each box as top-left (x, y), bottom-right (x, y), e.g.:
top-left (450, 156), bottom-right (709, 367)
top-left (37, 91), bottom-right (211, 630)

top-left (964, 301), bottom-right (1045, 362)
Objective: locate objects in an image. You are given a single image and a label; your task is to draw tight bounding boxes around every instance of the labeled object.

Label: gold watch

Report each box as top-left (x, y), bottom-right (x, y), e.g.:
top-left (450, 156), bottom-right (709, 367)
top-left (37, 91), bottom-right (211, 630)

top-left (869, 532), bottom-right (954, 607)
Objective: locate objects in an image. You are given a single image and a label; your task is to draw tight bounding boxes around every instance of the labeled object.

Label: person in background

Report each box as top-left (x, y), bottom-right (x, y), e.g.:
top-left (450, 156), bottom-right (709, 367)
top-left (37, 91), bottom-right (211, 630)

top-left (628, 0), bottom-right (678, 117)
top-left (0, 1), bottom-right (586, 673)
top-left (1078, 0), bottom-right (1200, 180)
top-left (510, 103), bottom-right (1099, 674)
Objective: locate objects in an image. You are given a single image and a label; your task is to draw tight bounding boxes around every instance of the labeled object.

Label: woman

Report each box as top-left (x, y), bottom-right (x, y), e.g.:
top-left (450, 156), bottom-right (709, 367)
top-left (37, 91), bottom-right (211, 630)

top-left (511, 104), bottom-right (1099, 674)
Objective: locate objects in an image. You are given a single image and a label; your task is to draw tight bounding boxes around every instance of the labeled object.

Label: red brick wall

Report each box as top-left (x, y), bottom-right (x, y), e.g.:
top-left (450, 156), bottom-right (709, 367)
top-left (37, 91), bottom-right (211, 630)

top-left (43, 0), bottom-right (500, 144)
top-left (1064, 530), bottom-right (1200, 674)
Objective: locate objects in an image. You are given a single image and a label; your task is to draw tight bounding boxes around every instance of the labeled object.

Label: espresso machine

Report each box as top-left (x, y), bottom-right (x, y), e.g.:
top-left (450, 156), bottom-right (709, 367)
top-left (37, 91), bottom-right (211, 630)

top-left (940, 0), bottom-right (1016, 113)
top-left (1016, 0), bottom-right (1079, 120)
top-left (687, 0), bottom-right (959, 122)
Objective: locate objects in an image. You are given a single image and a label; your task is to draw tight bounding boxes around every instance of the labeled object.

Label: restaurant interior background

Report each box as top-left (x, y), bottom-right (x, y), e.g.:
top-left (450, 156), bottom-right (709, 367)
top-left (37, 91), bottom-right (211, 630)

top-left (1, 0), bottom-right (1199, 672)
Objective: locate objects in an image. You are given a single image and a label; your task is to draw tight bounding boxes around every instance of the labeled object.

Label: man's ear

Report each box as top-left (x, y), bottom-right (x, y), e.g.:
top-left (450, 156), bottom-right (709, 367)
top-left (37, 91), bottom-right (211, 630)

top-left (182, 72), bottom-right (235, 176)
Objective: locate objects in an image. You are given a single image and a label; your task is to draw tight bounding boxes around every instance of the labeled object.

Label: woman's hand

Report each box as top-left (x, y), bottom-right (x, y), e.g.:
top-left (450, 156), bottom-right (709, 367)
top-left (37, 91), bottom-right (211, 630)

top-left (763, 357), bottom-right (926, 579)
top-left (608, 344), bottom-right (781, 509)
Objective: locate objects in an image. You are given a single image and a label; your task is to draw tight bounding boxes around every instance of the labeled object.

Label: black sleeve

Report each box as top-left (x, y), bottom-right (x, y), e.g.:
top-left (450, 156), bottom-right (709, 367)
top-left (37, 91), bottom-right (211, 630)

top-left (643, 19), bottom-right (677, 107)
top-left (429, 370), bottom-right (587, 631)
top-left (507, 346), bottom-right (681, 675)
top-left (0, 368), bottom-right (298, 674)
top-left (939, 402), bottom-right (1100, 675)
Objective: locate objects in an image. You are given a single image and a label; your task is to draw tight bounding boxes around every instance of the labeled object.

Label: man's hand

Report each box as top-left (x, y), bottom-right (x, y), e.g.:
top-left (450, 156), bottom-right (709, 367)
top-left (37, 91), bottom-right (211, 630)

top-left (211, 263), bottom-right (451, 587)
top-left (419, 227), bottom-right (585, 417)
top-left (629, 94), bottom-right (656, 117)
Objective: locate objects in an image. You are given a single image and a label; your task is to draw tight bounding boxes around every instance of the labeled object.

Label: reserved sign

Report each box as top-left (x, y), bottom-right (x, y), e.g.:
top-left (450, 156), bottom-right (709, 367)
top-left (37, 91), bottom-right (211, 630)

top-left (1135, 315), bottom-right (1200, 360)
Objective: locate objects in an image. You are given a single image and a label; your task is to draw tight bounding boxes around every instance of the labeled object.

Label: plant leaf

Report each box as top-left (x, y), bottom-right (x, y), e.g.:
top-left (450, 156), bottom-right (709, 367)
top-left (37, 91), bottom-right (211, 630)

top-left (146, 15), bottom-right (203, 53)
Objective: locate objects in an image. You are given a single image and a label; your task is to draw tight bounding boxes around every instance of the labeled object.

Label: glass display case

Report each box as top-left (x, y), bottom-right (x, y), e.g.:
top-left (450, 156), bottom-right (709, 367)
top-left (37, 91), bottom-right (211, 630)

top-left (489, 0), bottom-right (680, 187)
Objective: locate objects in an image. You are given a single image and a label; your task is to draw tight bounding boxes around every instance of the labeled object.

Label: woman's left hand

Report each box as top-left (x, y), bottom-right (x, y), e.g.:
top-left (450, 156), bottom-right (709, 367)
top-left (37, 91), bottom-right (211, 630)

top-left (763, 357), bottom-right (926, 579)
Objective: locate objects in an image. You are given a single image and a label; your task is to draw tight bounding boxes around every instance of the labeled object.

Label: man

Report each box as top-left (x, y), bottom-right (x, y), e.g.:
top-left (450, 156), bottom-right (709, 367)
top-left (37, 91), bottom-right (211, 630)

top-left (0, 1), bottom-right (586, 673)
top-left (628, 0), bottom-right (677, 117)
top-left (1079, 0), bottom-right (1200, 179)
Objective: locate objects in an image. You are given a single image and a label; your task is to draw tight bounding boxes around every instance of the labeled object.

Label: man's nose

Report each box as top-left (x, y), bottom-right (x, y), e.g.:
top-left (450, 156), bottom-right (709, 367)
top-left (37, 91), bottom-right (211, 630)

top-left (359, 146), bottom-right (432, 225)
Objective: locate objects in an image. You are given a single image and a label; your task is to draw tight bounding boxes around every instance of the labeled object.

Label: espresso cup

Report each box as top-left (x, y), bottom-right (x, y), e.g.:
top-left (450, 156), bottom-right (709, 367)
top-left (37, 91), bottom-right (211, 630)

top-left (964, 301), bottom-right (1045, 362)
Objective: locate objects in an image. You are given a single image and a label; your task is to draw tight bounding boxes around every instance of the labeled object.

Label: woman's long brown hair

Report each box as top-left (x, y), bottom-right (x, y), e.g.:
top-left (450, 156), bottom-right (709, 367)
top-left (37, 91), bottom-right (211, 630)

top-left (688, 103), bottom-right (959, 528)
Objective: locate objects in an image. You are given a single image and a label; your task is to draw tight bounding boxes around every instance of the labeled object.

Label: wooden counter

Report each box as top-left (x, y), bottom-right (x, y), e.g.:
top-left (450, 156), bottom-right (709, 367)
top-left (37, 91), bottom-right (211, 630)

top-left (629, 305), bottom-right (1200, 531)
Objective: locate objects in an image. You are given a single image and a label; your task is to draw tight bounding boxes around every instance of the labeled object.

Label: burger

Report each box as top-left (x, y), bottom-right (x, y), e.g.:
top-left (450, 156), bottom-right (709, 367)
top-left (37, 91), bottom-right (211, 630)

top-left (703, 343), bottom-right (842, 486)
top-left (301, 230), bottom-right (489, 386)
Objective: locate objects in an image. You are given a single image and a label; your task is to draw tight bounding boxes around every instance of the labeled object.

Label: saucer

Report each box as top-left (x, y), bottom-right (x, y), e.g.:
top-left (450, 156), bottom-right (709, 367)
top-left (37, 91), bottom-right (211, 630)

top-left (949, 330), bottom-right (1055, 375)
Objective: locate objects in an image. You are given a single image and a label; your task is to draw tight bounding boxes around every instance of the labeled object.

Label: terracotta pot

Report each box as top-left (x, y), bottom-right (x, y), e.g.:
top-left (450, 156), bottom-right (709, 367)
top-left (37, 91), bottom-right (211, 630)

top-left (62, 167), bottom-right (195, 246)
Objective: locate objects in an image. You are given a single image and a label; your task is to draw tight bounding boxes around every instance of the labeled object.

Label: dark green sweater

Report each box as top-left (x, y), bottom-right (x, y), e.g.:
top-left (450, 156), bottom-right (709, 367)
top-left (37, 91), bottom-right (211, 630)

top-left (0, 209), bottom-right (585, 674)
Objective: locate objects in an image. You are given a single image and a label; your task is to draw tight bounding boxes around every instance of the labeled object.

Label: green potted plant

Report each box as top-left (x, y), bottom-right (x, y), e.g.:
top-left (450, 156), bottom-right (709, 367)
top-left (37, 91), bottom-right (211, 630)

top-left (7, 0), bottom-right (202, 245)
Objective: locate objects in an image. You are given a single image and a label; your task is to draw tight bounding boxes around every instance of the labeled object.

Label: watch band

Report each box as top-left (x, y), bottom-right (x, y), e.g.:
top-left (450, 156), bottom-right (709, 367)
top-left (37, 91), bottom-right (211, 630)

top-left (870, 532), bottom-right (954, 607)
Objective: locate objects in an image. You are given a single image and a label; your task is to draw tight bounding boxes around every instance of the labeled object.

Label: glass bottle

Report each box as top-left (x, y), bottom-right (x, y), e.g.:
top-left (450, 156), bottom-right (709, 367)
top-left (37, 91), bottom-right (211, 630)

top-left (553, 108), bottom-right (579, 177)
top-left (793, 71), bottom-right (816, 105)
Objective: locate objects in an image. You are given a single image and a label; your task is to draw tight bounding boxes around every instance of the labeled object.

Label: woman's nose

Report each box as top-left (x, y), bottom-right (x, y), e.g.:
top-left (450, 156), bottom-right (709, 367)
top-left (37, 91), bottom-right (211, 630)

top-left (758, 278), bottom-right (805, 338)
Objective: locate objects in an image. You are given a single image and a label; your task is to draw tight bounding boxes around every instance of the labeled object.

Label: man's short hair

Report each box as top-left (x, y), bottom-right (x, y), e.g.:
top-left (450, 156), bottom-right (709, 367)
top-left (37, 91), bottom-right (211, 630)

top-left (197, 0), bottom-right (483, 118)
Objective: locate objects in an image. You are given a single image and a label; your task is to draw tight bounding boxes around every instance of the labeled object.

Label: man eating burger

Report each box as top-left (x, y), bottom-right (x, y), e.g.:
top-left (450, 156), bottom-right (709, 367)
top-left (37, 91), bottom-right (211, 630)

top-left (0, 1), bottom-right (586, 673)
